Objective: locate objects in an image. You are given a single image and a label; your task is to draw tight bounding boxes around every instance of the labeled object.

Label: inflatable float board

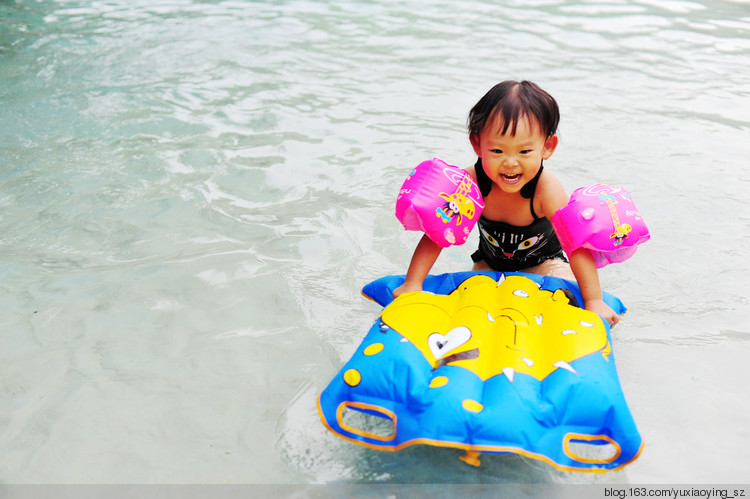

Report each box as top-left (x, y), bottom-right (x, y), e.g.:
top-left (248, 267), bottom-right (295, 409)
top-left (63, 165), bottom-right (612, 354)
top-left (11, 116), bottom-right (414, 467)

top-left (318, 271), bottom-right (643, 472)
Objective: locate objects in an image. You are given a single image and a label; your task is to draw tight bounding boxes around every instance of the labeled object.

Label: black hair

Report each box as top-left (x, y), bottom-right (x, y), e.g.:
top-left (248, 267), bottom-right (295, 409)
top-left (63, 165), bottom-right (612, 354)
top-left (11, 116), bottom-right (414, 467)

top-left (467, 80), bottom-right (559, 139)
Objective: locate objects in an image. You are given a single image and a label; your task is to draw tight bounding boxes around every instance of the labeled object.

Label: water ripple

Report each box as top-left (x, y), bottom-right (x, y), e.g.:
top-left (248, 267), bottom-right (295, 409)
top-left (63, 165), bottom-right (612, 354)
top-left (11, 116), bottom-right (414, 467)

top-left (1, 0), bottom-right (749, 484)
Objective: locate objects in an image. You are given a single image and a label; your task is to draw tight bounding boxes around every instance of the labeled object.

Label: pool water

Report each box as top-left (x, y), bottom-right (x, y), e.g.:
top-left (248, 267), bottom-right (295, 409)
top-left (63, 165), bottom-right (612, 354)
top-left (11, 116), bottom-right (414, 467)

top-left (1, 0), bottom-right (749, 484)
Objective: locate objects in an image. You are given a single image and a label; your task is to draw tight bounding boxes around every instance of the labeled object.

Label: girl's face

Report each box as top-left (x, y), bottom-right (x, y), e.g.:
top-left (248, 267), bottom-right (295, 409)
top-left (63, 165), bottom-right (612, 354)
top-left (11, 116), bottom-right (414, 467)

top-left (471, 114), bottom-right (558, 195)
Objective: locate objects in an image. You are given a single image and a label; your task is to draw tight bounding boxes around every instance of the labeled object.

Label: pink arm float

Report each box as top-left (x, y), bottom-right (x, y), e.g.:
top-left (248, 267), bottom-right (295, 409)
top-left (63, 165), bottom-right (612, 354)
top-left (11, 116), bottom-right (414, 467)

top-left (552, 184), bottom-right (650, 268)
top-left (396, 158), bottom-right (484, 247)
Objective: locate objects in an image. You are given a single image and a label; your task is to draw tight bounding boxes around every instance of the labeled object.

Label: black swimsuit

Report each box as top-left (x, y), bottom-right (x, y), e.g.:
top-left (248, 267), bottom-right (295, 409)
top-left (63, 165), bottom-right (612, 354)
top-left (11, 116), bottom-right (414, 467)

top-left (470, 158), bottom-right (567, 272)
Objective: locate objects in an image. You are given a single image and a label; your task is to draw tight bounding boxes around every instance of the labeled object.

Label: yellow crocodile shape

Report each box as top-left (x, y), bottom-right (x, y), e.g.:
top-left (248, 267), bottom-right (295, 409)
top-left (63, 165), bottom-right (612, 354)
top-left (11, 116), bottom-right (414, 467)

top-left (381, 274), bottom-right (610, 382)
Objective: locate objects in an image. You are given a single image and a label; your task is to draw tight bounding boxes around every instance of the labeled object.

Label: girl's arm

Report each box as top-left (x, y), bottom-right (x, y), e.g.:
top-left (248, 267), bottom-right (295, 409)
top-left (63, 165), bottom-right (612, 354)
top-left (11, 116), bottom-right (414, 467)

top-left (569, 248), bottom-right (620, 326)
top-left (392, 160), bottom-right (476, 300)
top-left (539, 172), bottom-right (620, 325)
top-left (392, 234), bottom-right (442, 298)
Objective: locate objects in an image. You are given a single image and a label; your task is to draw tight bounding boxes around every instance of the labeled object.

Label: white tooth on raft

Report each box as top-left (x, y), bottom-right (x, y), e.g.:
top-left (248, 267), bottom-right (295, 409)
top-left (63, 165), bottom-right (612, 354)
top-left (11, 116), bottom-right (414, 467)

top-left (487, 312), bottom-right (495, 322)
top-left (553, 360), bottom-right (578, 374)
top-left (521, 357), bottom-right (534, 367)
top-left (535, 315), bottom-right (543, 325)
top-left (399, 338), bottom-right (409, 343)
top-left (580, 321), bottom-right (595, 328)
top-left (496, 274), bottom-right (506, 287)
top-left (502, 367), bottom-right (515, 383)
top-left (561, 329), bottom-right (577, 335)
top-left (513, 290), bottom-right (529, 298)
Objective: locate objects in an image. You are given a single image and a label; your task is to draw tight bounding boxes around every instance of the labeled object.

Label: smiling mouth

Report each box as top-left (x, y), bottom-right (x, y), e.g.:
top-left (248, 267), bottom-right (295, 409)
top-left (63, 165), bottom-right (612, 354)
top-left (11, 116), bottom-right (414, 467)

top-left (501, 173), bottom-right (522, 184)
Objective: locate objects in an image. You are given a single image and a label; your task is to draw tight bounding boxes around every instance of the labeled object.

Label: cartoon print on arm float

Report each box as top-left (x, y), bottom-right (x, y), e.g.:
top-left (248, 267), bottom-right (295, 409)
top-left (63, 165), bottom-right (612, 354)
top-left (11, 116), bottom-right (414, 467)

top-left (435, 173), bottom-right (478, 226)
top-left (598, 191), bottom-right (632, 246)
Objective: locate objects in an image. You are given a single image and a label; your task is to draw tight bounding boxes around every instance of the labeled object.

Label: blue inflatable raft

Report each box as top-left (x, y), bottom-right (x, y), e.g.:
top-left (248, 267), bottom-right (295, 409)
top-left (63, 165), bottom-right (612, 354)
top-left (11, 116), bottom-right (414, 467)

top-left (318, 271), bottom-right (643, 472)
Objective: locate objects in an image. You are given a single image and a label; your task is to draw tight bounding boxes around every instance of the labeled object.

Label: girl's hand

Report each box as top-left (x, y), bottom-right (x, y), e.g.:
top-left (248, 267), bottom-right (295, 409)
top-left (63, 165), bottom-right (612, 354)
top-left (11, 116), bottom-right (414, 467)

top-left (585, 299), bottom-right (621, 327)
top-left (392, 280), bottom-right (422, 299)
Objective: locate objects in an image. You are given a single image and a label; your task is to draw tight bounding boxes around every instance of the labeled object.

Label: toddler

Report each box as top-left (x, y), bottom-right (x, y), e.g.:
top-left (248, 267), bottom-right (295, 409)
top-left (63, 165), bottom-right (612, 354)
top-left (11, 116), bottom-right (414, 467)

top-left (393, 80), bottom-right (620, 325)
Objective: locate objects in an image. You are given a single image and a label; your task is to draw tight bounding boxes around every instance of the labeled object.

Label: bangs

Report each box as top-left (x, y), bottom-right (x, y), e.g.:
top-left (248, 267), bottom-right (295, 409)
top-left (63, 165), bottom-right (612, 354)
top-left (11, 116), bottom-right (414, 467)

top-left (487, 102), bottom-right (531, 137)
top-left (468, 81), bottom-right (559, 139)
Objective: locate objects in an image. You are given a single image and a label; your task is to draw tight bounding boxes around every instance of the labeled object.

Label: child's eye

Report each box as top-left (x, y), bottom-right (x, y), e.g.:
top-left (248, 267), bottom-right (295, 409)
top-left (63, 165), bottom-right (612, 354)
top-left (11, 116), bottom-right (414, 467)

top-left (520, 149), bottom-right (532, 154)
top-left (491, 149), bottom-right (503, 154)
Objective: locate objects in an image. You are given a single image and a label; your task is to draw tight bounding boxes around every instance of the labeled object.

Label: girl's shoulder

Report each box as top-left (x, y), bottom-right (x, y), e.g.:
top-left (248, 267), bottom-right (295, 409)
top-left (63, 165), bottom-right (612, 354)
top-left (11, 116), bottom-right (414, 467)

top-left (536, 168), bottom-right (569, 218)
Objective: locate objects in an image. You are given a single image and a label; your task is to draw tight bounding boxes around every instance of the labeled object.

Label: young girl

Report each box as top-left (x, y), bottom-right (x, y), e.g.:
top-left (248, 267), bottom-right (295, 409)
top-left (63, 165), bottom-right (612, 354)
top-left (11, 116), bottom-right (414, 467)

top-left (393, 80), bottom-right (620, 326)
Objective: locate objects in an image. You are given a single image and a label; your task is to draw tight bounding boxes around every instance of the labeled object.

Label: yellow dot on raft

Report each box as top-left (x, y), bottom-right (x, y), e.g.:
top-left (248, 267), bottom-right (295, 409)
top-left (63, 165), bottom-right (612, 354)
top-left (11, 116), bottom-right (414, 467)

top-left (429, 376), bottom-right (449, 388)
top-left (343, 369), bottom-right (361, 386)
top-left (462, 399), bottom-right (484, 413)
top-left (363, 343), bottom-right (384, 356)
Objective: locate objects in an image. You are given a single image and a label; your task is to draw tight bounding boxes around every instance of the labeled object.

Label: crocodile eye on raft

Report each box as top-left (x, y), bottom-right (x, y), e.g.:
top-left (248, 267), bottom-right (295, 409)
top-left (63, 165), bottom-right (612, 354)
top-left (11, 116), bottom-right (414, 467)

top-left (318, 271), bottom-right (644, 472)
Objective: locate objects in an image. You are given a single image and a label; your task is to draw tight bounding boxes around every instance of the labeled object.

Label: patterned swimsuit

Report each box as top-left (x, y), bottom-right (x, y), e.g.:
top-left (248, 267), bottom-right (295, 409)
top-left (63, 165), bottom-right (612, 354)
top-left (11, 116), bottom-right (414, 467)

top-left (470, 158), bottom-right (567, 271)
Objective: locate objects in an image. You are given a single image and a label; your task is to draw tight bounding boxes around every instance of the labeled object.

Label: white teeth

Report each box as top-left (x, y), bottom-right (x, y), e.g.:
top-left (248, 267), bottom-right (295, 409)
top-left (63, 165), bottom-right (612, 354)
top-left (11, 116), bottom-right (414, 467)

top-left (487, 312), bottom-right (495, 322)
top-left (502, 367), bottom-right (515, 383)
top-left (521, 357), bottom-right (534, 367)
top-left (561, 329), bottom-right (577, 335)
top-left (496, 274), bottom-right (506, 286)
top-left (580, 321), bottom-right (595, 327)
top-left (553, 360), bottom-right (578, 374)
top-left (535, 315), bottom-right (543, 325)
